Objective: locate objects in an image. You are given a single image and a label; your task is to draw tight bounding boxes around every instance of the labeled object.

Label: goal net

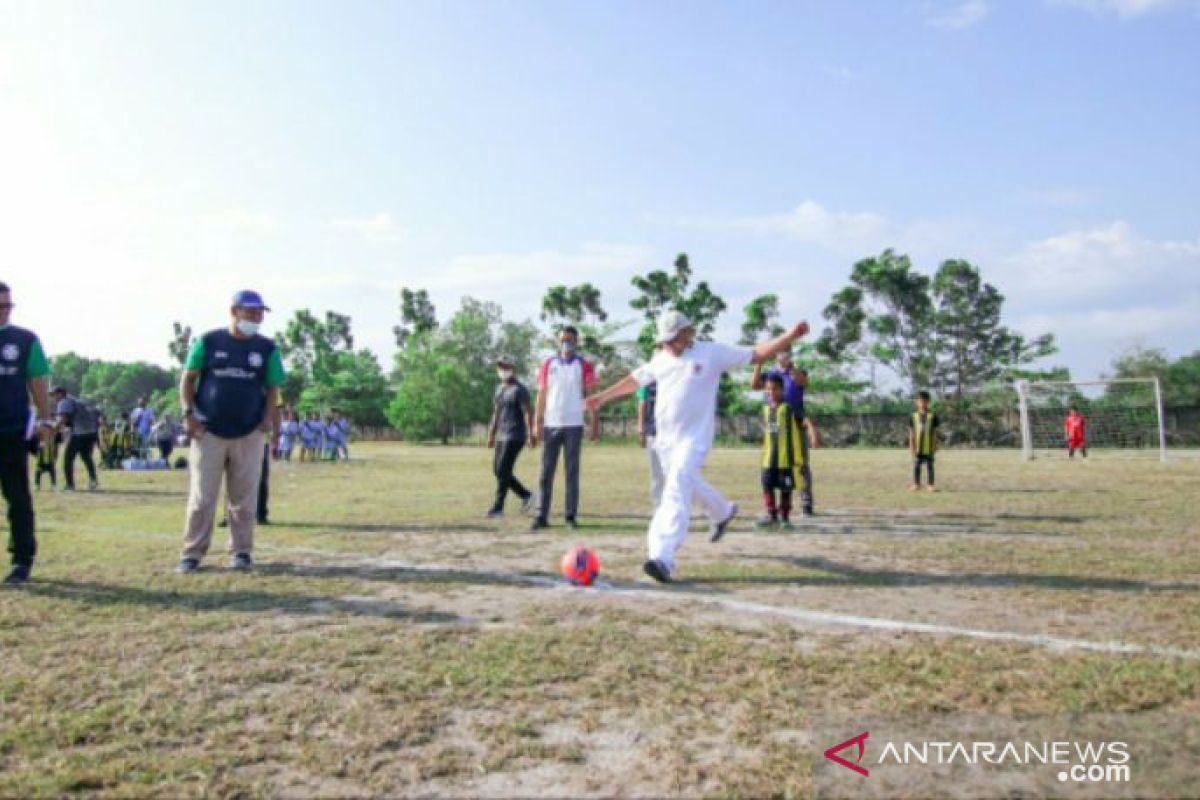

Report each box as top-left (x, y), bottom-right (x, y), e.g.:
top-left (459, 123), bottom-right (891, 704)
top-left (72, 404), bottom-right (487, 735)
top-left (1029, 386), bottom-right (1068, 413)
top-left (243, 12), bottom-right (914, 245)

top-left (1016, 378), bottom-right (1167, 461)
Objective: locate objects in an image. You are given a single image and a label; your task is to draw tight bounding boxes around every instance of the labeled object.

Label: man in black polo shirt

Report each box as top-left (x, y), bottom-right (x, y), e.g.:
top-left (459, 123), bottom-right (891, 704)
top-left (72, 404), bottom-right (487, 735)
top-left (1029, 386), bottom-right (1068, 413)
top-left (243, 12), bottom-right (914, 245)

top-left (0, 282), bottom-right (54, 585)
top-left (176, 290), bottom-right (285, 573)
top-left (485, 355), bottom-right (535, 518)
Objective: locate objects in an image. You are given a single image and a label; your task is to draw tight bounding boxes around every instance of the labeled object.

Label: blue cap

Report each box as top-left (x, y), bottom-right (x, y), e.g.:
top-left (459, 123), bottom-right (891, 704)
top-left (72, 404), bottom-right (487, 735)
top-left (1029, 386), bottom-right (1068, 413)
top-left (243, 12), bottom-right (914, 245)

top-left (231, 290), bottom-right (271, 311)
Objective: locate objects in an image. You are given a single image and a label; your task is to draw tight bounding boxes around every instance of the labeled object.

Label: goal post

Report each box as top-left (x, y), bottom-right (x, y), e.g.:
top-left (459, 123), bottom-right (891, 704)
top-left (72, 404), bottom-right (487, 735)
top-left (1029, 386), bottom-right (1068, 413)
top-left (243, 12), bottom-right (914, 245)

top-left (1015, 377), bottom-right (1168, 462)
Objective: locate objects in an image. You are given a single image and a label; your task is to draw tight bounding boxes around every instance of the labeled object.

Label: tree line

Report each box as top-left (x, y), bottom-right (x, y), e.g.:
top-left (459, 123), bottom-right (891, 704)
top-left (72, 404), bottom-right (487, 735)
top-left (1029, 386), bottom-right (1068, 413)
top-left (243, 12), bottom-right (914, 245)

top-left (47, 249), bottom-right (1195, 441)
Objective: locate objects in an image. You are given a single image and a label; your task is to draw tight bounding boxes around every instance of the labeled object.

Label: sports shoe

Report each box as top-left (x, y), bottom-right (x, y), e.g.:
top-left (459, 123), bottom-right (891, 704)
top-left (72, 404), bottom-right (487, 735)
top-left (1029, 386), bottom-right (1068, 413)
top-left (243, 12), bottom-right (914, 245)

top-left (530, 517), bottom-right (549, 532)
top-left (175, 558), bottom-right (200, 574)
top-left (486, 508), bottom-right (503, 519)
top-left (218, 517), bottom-right (229, 528)
top-left (801, 505), bottom-right (815, 518)
top-left (778, 519), bottom-right (795, 532)
top-left (642, 559), bottom-right (671, 584)
top-left (3, 565), bottom-right (31, 585)
top-left (753, 515), bottom-right (777, 530)
top-left (520, 493), bottom-right (537, 514)
top-left (565, 517), bottom-right (579, 530)
top-left (257, 517), bottom-right (270, 525)
top-left (88, 479), bottom-right (98, 491)
top-left (709, 503), bottom-right (739, 542)
top-left (230, 553), bottom-right (253, 571)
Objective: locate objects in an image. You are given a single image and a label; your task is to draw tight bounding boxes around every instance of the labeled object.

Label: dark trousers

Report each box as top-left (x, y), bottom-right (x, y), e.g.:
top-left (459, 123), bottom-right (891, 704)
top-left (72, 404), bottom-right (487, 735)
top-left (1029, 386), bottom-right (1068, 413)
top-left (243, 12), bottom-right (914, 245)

top-left (913, 454), bottom-right (935, 485)
top-left (0, 432), bottom-right (36, 566)
top-left (492, 439), bottom-right (531, 511)
top-left (258, 444), bottom-right (269, 521)
top-left (64, 433), bottom-right (99, 489)
top-left (761, 467), bottom-right (796, 519)
top-left (538, 426), bottom-right (582, 521)
top-left (35, 463), bottom-right (56, 488)
top-left (158, 439), bottom-right (174, 462)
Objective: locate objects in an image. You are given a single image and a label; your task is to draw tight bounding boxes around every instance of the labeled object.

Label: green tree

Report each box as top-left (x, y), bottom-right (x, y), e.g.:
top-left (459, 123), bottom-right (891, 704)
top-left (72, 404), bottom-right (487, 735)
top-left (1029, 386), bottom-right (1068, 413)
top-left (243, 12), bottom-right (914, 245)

top-left (818, 249), bottom-right (935, 395)
top-left (540, 283), bottom-right (631, 375)
top-left (1109, 348), bottom-right (1200, 408)
top-left (931, 259), bottom-right (1058, 400)
top-left (393, 288), bottom-right (438, 347)
top-left (739, 294), bottom-right (785, 345)
top-left (168, 322), bottom-right (192, 368)
top-left (300, 349), bottom-right (391, 427)
top-left (48, 352), bottom-right (92, 395)
top-left (630, 253), bottom-right (727, 358)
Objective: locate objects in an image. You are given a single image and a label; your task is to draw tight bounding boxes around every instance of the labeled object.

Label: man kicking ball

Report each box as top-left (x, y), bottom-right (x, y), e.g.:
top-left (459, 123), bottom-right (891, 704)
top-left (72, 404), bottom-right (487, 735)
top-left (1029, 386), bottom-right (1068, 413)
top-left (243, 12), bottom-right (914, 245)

top-left (586, 311), bottom-right (809, 583)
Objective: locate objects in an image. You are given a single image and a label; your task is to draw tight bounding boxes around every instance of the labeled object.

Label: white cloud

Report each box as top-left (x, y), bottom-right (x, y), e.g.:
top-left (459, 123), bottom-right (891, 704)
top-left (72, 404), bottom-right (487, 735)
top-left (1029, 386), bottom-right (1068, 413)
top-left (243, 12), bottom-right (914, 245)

top-left (925, 0), bottom-right (990, 29)
top-left (1052, 0), bottom-right (1198, 17)
top-left (331, 212), bottom-right (403, 243)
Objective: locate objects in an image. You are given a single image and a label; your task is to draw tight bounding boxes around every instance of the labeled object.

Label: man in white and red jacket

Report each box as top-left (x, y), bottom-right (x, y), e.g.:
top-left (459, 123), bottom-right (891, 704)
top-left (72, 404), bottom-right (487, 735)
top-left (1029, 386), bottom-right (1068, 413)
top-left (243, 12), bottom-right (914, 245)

top-left (531, 326), bottom-right (596, 531)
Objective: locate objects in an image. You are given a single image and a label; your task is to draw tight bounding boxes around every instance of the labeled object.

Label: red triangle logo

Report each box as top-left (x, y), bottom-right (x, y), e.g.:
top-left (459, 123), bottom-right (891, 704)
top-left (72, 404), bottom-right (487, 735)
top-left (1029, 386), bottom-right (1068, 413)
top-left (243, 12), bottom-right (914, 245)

top-left (824, 731), bottom-right (870, 777)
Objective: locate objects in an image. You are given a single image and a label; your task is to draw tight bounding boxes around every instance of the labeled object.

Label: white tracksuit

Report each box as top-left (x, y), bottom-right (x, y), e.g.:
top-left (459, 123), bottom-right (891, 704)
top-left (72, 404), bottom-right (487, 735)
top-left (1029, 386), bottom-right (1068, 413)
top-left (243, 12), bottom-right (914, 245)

top-left (633, 341), bottom-right (754, 574)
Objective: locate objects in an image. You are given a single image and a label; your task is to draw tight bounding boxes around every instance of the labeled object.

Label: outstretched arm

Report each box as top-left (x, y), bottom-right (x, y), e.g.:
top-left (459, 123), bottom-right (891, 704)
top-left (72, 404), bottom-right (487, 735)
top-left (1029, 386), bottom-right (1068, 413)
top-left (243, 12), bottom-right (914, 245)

top-left (585, 374), bottom-right (640, 412)
top-left (751, 321), bottom-right (809, 365)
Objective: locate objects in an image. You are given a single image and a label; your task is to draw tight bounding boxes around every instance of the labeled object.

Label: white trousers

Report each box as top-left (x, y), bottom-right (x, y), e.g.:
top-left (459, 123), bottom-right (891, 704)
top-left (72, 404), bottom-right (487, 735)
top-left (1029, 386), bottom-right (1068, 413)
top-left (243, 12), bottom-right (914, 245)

top-left (646, 435), bottom-right (665, 511)
top-left (647, 441), bottom-right (733, 573)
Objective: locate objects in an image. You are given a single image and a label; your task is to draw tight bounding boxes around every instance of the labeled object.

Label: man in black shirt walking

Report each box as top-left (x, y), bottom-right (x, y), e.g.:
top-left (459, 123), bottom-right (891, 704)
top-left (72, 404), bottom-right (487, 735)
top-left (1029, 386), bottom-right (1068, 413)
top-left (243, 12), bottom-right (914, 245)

top-left (486, 355), bottom-right (535, 519)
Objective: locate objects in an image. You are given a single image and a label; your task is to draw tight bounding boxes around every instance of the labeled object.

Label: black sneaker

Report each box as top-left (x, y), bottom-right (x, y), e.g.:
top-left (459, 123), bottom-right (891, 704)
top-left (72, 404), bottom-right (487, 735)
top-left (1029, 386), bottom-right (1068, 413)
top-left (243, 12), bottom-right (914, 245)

top-left (520, 493), bottom-right (536, 514)
top-left (175, 558), bottom-right (200, 574)
top-left (801, 505), bottom-right (815, 518)
top-left (88, 479), bottom-right (99, 491)
top-left (709, 503), bottom-right (739, 543)
top-left (3, 564), bottom-right (31, 585)
top-left (217, 518), bottom-right (229, 528)
top-left (257, 517), bottom-right (270, 525)
top-left (530, 517), bottom-right (549, 532)
top-left (565, 517), bottom-right (579, 530)
top-left (642, 559), bottom-right (671, 584)
top-left (231, 553), bottom-right (253, 571)
top-left (486, 508), bottom-right (503, 519)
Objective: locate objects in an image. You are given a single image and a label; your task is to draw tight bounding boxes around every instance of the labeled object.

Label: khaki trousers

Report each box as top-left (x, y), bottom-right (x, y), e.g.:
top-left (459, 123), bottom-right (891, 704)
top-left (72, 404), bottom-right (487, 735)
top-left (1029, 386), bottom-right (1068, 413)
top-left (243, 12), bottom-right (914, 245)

top-left (180, 429), bottom-right (265, 560)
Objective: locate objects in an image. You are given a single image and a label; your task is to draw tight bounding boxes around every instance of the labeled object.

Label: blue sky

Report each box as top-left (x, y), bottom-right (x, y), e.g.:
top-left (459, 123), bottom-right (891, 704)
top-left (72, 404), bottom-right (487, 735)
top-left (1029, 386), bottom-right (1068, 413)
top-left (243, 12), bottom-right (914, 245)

top-left (1, 0), bottom-right (1197, 383)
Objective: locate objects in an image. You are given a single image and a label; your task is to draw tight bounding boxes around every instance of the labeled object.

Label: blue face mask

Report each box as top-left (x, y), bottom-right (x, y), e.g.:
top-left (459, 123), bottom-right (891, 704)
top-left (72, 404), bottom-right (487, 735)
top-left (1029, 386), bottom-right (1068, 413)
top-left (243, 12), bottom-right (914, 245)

top-left (560, 340), bottom-right (576, 355)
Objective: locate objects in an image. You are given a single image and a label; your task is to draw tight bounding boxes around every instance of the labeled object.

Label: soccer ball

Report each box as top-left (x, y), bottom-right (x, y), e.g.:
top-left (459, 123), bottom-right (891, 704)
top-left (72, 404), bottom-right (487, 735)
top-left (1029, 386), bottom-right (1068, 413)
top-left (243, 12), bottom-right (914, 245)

top-left (561, 545), bottom-right (600, 586)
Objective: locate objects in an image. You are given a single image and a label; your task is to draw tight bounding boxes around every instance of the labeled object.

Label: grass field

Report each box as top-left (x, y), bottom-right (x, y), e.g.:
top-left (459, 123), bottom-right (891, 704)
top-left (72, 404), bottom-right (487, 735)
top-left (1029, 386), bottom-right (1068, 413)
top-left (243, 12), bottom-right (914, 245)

top-left (2, 443), bottom-right (1198, 798)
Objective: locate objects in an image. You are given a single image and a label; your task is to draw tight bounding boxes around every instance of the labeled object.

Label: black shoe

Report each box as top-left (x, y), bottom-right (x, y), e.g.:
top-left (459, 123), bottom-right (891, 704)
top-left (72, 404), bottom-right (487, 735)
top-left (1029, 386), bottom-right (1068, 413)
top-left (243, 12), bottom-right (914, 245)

top-left (175, 558), bottom-right (200, 574)
top-left (520, 493), bottom-right (536, 514)
top-left (802, 505), bottom-right (815, 518)
top-left (709, 503), bottom-right (739, 543)
top-left (530, 517), bottom-right (549, 531)
top-left (3, 564), bottom-right (31, 585)
top-left (642, 559), bottom-right (671, 584)
top-left (565, 517), bottom-right (579, 530)
top-left (257, 517), bottom-right (270, 525)
top-left (486, 508), bottom-right (503, 519)
top-left (230, 553), bottom-right (253, 571)
top-left (218, 518), bottom-right (229, 528)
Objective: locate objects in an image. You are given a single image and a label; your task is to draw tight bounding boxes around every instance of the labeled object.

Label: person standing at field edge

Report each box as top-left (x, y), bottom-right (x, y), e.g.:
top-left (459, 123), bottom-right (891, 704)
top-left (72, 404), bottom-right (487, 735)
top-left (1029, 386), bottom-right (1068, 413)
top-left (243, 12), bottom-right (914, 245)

top-left (585, 311), bottom-right (809, 583)
top-left (0, 281), bottom-right (54, 585)
top-left (176, 290), bottom-right (285, 574)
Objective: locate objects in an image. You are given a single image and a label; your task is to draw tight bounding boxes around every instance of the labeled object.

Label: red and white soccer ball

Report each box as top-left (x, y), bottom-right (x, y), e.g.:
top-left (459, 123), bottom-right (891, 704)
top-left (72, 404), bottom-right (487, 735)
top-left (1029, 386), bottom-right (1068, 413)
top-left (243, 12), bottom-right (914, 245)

top-left (561, 545), bottom-right (600, 586)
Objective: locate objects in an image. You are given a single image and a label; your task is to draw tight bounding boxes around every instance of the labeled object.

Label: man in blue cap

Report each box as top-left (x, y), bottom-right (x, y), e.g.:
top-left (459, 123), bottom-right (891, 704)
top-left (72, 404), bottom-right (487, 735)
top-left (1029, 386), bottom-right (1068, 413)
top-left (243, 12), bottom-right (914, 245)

top-left (176, 290), bottom-right (285, 573)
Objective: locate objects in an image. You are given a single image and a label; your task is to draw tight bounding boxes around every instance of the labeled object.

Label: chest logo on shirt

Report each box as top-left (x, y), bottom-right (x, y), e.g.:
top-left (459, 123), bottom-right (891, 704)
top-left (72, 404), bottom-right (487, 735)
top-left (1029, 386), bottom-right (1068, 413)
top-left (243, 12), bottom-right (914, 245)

top-left (248, 352), bottom-right (264, 369)
top-left (692, 363), bottom-right (704, 375)
top-left (1, 344), bottom-right (18, 362)
top-left (214, 350), bottom-right (228, 360)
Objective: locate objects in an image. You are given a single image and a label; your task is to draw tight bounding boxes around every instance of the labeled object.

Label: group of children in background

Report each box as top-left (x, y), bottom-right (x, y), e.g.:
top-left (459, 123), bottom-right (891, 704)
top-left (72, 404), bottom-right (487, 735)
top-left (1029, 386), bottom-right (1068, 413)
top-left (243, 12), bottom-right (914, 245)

top-left (276, 408), bottom-right (350, 462)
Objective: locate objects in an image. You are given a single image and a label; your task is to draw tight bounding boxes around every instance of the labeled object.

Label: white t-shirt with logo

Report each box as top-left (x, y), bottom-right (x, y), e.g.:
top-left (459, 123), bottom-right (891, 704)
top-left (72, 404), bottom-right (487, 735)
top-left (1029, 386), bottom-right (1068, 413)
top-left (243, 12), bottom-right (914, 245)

top-left (537, 355), bottom-right (596, 428)
top-left (632, 342), bottom-right (753, 450)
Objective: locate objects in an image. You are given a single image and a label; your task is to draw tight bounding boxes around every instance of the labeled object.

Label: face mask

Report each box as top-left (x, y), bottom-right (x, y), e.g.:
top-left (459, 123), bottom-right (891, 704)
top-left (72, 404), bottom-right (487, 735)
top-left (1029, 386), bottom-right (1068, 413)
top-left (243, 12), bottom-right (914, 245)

top-left (560, 340), bottom-right (575, 355)
top-left (498, 369), bottom-right (514, 381)
top-left (236, 319), bottom-right (260, 336)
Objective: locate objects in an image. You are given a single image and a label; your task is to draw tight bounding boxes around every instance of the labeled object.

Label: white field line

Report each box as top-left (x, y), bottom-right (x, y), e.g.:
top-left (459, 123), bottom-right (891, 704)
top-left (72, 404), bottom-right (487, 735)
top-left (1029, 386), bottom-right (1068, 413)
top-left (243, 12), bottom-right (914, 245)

top-left (256, 542), bottom-right (1200, 662)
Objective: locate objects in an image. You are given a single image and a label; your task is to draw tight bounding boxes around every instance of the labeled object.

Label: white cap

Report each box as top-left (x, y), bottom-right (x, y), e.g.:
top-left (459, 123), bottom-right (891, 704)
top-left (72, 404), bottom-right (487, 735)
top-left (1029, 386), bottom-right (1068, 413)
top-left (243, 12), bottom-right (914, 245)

top-left (655, 310), bottom-right (694, 344)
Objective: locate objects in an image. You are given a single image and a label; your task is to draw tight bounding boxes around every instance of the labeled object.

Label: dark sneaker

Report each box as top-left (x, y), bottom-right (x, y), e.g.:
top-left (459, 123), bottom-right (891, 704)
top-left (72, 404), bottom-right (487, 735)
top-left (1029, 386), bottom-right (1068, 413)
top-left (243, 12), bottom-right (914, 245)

top-left (218, 517), bottom-right (229, 528)
top-left (801, 505), bottom-right (815, 518)
top-left (520, 493), bottom-right (536, 514)
top-left (779, 519), bottom-right (795, 532)
top-left (64, 485), bottom-right (76, 492)
top-left (530, 517), bottom-right (549, 532)
top-left (175, 558), bottom-right (200, 574)
top-left (642, 559), bottom-right (671, 584)
top-left (231, 553), bottom-right (253, 571)
top-left (88, 479), bottom-right (99, 491)
top-left (753, 515), bottom-right (777, 530)
top-left (565, 517), bottom-right (579, 530)
top-left (486, 508), bottom-right (503, 519)
top-left (257, 517), bottom-right (270, 525)
top-left (3, 565), bottom-right (31, 585)
top-left (709, 503), bottom-right (739, 542)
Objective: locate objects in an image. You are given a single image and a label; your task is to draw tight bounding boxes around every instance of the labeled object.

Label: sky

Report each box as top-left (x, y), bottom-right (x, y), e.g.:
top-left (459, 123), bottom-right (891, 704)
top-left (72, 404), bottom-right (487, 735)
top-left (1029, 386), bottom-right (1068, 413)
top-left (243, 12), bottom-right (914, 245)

top-left (1, 0), bottom-right (1197, 384)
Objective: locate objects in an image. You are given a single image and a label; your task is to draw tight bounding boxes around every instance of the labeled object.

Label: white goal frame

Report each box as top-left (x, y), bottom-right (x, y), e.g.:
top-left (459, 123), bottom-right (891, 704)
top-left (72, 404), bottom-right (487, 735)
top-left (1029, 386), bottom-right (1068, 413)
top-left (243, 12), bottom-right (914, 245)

top-left (1015, 377), bottom-right (1167, 463)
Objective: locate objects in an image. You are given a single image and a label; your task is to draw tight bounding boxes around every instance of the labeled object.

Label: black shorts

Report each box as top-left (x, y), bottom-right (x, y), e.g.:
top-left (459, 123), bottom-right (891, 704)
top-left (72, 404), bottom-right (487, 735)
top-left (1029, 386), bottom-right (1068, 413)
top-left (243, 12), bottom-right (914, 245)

top-left (761, 467), bottom-right (797, 492)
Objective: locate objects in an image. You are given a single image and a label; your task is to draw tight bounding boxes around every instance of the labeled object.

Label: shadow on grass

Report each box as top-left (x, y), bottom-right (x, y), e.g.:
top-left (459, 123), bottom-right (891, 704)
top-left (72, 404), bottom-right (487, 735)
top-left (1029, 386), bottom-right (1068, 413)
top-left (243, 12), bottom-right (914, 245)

top-left (257, 560), bottom-right (531, 588)
top-left (275, 521), bottom-right (496, 535)
top-left (27, 578), bottom-right (464, 622)
top-left (87, 488), bottom-right (189, 498)
top-left (805, 509), bottom-right (1084, 532)
top-left (690, 555), bottom-right (1200, 593)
